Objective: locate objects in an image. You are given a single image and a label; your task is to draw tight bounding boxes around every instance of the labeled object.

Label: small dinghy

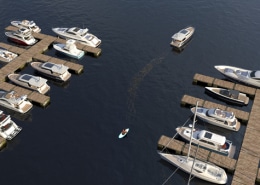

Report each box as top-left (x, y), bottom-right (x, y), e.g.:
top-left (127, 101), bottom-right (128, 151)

top-left (118, 128), bottom-right (129, 139)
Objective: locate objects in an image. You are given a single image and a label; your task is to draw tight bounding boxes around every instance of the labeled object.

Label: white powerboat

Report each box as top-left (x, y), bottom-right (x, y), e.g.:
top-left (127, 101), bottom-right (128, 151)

top-left (5, 28), bottom-right (37, 46)
top-left (52, 27), bottom-right (101, 47)
top-left (0, 90), bottom-right (33, 114)
top-left (158, 102), bottom-right (228, 184)
top-left (170, 26), bottom-right (195, 49)
top-left (53, 39), bottom-right (85, 59)
top-left (30, 62), bottom-right (71, 82)
top-left (0, 110), bottom-right (22, 140)
top-left (158, 153), bottom-right (228, 184)
top-left (8, 73), bottom-right (50, 94)
top-left (191, 106), bottom-right (241, 131)
top-left (205, 87), bottom-right (249, 106)
top-left (0, 48), bottom-right (18, 62)
top-left (215, 65), bottom-right (260, 88)
top-left (11, 20), bottom-right (41, 33)
top-left (176, 126), bottom-right (235, 157)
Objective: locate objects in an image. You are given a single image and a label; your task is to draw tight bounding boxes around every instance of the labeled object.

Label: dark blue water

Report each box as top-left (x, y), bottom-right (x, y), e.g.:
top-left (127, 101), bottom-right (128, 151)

top-left (0, 1), bottom-right (260, 185)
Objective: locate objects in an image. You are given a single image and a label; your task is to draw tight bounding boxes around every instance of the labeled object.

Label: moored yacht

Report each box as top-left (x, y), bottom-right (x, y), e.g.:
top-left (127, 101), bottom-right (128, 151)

top-left (8, 73), bottom-right (50, 94)
top-left (53, 39), bottom-right (85, 59)
top-left (191, 106), bottom-right (240, 131)
top-left (205, 87), bottom-right (249, 106)
top-left (0, 48), bottom-right (18, 62)
top-left (0, 110), bottom-right (22, 140)
top-left (11, 20), bottom-right (41, 33)
top-left (176, 126), bottom-right (235, 157)
top-left (170, 26), bottom-right (195, 49)
top-left (5, 28), bottom-right (37, 46)
top-left (215, 65), bottom-right (260, 88)
top-left (30, 62), bottom-right (71, 82)
top-left (52, 27), bottom-right (101, 47)
top-left (0, 90), bottom-right (33, 114)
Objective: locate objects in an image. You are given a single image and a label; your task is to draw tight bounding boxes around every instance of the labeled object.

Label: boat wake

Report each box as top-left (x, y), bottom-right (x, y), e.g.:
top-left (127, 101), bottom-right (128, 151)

top-left (126, 52), bottom-right (168, 121)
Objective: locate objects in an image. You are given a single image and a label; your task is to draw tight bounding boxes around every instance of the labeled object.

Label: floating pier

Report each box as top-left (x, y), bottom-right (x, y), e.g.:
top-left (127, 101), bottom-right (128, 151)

top-left (158, 73), bottom-right (260, 185)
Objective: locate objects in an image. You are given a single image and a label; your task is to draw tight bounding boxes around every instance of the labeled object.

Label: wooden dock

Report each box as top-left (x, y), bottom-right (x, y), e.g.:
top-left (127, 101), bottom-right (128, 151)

top-left (0, 25), bottom-right (103, 107)
top-left (0, 137), bottom-right (6, 150)
top-left (158, 73), bottom-right (260, 185)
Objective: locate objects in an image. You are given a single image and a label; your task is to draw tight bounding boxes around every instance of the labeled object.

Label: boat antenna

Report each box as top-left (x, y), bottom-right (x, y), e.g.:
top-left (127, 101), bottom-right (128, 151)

top-left (186, 101), bottom-right (199, 161)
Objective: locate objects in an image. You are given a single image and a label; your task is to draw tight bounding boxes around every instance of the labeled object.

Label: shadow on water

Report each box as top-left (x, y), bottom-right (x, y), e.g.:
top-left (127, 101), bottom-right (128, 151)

top-left (0, 106), bottom-right (32, 122)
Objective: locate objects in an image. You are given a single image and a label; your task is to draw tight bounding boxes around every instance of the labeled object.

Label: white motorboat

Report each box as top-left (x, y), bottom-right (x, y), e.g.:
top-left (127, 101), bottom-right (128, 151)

top-left (11, 20), bottom-right (41, 33)
top-left (176, 126), bottom-right (235, 157)
top-left (205, 87), bottom-right (249, 106)
top-left (215, 65), bottom-right (260, 88)
top-left (0, 110), bottom-right (22, 140)
top-left (158, 102), bottom-right (228, 184)
top-left (5, 28), bottom-right (37, 46)
top-left (170, 26), bottom-right (195, 49)
top-left (0, 48), bottom-right (18, 62)
top-left (52, 27), bottom-right (101, 47)
top-left (53, 39), bottom-right (85, 59)
top-left (0, 90), bottom-right (33, 114)
top-left (191, 106), bottom-right (241, 131)
top-left (158, 153), bottom-right (228, 184)
top-left (30, 62), bottom-right (71, 82)
top-left (8, 73), bottom-right (50, 94)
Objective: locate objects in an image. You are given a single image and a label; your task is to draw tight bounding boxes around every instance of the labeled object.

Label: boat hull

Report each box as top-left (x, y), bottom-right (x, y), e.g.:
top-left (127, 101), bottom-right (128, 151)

top-left (205, 87), bottom-right (249, 105)
top-left (176, 127), bottom-right (235, 158)
top-left (190, 107), bottom-right (241, 131)
top-left (215, 65), bottom-right (260, 88)
top-left (158, 152), bottom-right (227, 184)
top-left (8, 74), bottom-right (50, 94)
top-left (170, 26), bottom-right (195, 49)
top-left (53, 43), bottom-right (84, 59)
top-left (31, 62), bottom-right (71, 82)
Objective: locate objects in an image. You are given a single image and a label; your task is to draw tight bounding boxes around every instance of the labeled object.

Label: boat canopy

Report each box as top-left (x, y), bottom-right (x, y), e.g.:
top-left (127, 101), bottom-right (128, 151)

top-left (172, 32), bottom-right (186, 41)
top-left (198, 130), bottom-right (226, 145)
top-left (250, 71), bottom-right (260, 79)
top-left (42, 62), bottom-right (68, 74)
top-left (68, 27), bottom-right (89, 36)
top-left (19, 74), bottom-right (46, 87)
top-left (213, 109), bottom-right (234, 119)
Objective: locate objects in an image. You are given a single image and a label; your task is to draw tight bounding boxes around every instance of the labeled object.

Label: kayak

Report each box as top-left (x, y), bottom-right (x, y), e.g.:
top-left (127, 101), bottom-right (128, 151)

top-left (118, 128), bottom-right (129, 139)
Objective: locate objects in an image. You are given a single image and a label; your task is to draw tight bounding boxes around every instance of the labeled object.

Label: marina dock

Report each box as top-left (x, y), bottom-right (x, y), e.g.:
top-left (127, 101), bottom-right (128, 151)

top-left (158, 73), bottom-right (260, 185)
top-left (0, 26), bottom-right (102, 107)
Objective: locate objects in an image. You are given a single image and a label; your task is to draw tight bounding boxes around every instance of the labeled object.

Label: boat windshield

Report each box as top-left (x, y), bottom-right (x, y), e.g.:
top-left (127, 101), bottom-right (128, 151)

top-left (220, 89), bottom-right (239, 99)
top-left (214, 109), bottom-right (234, 119)
top-left (194, 162), bottom-right (207, 173)
top-left (180, 29), bottom-right (189, 35)
top-left (224, 68), bottom-right (234, 73)
top-left (207, 167), bottom-right (223, 178)
top-left (236, 70), bottom-right (249, 77)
